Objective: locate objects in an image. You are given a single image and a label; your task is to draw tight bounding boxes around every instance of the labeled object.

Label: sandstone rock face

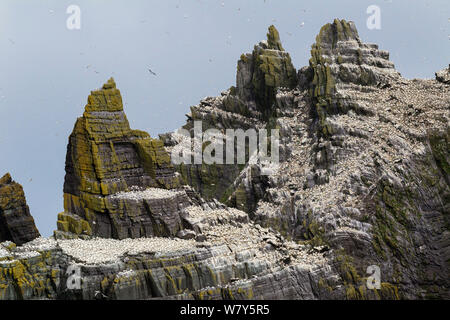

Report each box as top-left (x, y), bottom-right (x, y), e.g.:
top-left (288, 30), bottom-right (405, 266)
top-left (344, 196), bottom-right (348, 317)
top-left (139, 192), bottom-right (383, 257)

top-left (57, 78), bottom-right (180, 239)
top-left (0, 173), bottom-right (40, 245)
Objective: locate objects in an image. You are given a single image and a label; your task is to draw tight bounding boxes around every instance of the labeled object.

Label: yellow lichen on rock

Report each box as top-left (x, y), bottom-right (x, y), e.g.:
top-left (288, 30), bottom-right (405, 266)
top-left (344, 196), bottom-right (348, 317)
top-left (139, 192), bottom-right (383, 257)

top-left (57, 78), bottom-right (180, 239)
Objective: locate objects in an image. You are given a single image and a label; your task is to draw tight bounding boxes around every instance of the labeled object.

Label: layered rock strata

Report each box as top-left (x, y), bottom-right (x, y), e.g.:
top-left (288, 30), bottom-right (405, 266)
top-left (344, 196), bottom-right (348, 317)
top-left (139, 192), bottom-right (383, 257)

top-left (235, 24), bottom-right (297, 118)
top-left (164, 25), bottom-right (296, 204)
top-left (1, 19), bottom-right (448, 300)
top-left (0, 173), bottom-right (40, 245)
top-left (1, 199), bottom-right (343, 300)
top-left (167, 20), bottom-right (450, 299)
top-left (57, 78), bottom-right (181, 239)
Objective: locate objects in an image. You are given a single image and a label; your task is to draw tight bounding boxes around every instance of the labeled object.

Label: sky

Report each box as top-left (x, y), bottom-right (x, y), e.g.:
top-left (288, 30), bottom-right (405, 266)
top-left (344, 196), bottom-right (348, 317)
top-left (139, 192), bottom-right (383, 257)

top-left (0, 0), bottom-right (449, 237)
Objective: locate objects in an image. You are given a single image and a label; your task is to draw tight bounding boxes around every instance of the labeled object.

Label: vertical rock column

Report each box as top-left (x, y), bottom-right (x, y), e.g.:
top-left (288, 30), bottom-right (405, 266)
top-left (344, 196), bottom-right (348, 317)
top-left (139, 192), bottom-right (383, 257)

top-left (173, 25), bottom-right (298, 207)
top-left (57, 78), bottom-right (180, 239)
top-left (0, 173), bottom-right (40, 245)
top-left (307, 19), bottom-right (400, 185)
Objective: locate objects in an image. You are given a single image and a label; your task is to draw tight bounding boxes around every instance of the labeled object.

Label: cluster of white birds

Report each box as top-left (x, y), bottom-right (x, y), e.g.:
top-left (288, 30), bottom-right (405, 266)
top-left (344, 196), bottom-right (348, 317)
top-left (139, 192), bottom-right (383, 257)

top-left (1, 236), bottom-right (197, 265)
top-left (109, 187), bottom-right (183, 201)
top-left (57, 237), bottom-right (196, 264)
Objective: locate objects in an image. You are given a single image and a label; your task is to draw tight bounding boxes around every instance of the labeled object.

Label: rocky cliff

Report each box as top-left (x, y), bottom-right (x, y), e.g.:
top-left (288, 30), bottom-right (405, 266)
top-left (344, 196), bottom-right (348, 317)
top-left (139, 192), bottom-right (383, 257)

top-left (165, 20), bottom-right (450, 299)
top-left (1, 197), bottom-right (341, 300)
top-left (56, 78), bottom-right (181, 239)
top-left (0, 19), bottom-right (448, 300)
top-left (0, 76), bottom-right (340, 300)
top-left (0, 173), bottom-right (40, 245)
top-left (165, 25), bottom-right (297, 206)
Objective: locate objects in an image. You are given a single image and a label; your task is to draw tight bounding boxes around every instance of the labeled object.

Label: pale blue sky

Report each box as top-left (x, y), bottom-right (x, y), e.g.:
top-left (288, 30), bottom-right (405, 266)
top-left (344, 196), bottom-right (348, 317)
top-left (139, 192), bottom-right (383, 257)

top-left (0, 0), bottom-right (449, 236)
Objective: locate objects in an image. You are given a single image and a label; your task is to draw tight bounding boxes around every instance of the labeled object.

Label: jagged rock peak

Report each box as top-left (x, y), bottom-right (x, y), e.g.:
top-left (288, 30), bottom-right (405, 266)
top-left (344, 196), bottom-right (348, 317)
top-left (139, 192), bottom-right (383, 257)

top-left (85, 77), bottom-right (123, 113)
top-left (315, 19), bottom-right (360, 46)
top-left (234, 25), bottom-right (297, 117)
top-left (102, 77), bottom-right (116, 89)
top-left (0, 173), bottom-right (40, 245)
top-left (0, 173), bottom-right (12, 185)
top-left (57, 79), bottom-right (180, 239)
top-left (306, 18), bottom-right (401, 132)
top-left (308, 18), bottom-right (400, 90)
top-left (267, 25), bottom-right (284, 51)
top-left (304, 19), bottom-right (403, 186)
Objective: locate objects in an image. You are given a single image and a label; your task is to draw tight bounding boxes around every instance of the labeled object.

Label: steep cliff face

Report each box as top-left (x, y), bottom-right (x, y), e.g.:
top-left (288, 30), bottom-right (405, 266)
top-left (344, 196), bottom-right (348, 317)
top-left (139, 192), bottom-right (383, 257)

top-left (436, 64), bottom-right (450, 84)
top-left (236, 25), bottom-right (297, 118)
top-left (0, 173), bottom-right (40, 245)
top-left (1, 188), bottom-right (340, 300)
top-left (166, 20), bottom-right (450, 299)
top-left (57, 78), bottom-right (181, 239)
top-left (306, 19), bottom-right (401, 185)
top-left (1, 19), bottom-right (448, 301)
top-left (165, 25), bottom-right (296, 205)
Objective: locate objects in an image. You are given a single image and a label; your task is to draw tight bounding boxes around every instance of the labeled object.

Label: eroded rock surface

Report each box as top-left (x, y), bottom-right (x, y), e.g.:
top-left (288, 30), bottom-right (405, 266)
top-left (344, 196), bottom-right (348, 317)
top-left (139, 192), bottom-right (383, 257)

top-left (0, 173), bottom-right (40, 245)
top-left (165, 20), bottom-right (450, 299)
top-left (1, 19), bottom-right (448, 301)
top-left (57, 78), bottom-right (181, 239)
top-left (236, 25), bottom-right (297, 118)
top-left (1, 199), bottom-right (340, 300)
top-left (165, 25), bottom-right (295, 205)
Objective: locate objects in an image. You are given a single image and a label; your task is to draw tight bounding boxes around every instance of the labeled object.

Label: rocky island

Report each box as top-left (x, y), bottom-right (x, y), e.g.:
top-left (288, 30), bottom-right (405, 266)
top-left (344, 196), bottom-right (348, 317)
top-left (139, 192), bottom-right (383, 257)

top-left (0, 19), bottom-right (448, 300)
